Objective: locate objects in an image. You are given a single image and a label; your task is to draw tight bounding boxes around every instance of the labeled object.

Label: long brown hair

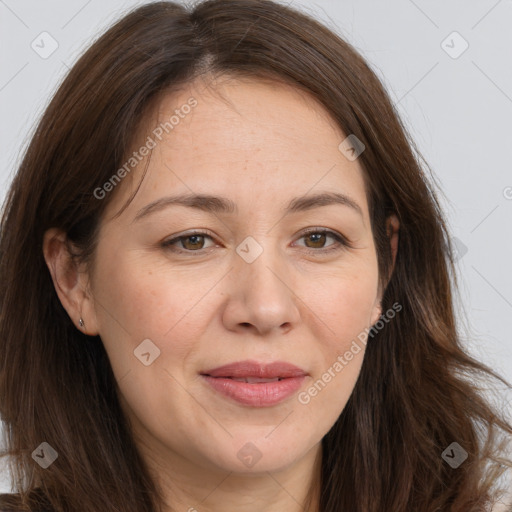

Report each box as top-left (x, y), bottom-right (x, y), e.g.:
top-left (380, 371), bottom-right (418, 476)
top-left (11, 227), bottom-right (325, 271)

top-left (0, 1), bottom-right (511, 511)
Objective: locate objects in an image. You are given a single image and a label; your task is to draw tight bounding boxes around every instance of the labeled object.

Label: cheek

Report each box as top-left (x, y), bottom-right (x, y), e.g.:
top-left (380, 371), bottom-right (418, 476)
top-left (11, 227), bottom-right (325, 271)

top-left (91, 250), bottom-right (212, 383)
top-left (95, 245), bottom-right (211, 331)
top-left (300, 352), bottom-right (364, 429)
top-left (298, 269), bottom-right (378, 415)
top-left (91, 254), bottom-right (210, 435)
top-left (307, 267), bottom-right (379, 341)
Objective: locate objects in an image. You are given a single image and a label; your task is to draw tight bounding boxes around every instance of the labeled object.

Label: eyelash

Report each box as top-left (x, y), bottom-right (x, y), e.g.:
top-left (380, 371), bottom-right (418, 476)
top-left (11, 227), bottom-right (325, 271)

top-left (161, 228), bottom-right (352, 256)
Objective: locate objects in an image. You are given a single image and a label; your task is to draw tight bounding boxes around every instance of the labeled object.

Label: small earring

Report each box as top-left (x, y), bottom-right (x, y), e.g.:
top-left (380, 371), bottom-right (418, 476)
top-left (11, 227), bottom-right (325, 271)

top-left (79, 318), bottom-right (84, 328)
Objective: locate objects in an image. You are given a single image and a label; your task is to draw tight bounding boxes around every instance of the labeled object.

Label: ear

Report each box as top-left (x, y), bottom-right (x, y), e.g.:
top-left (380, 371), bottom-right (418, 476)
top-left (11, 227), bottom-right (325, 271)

top-left (369, 213), bottom-right (400, 327)
top-left (42, 228), bottom-right (99, 336)
top-left (369, 298), bottom-right (383, 328)
top-left (386, 213), bottom-right (400, 273)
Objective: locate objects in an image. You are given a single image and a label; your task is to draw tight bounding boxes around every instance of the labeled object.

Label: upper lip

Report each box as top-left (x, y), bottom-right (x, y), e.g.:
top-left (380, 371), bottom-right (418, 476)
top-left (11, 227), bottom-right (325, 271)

top-left (201, 360), bottom-right (308, 379)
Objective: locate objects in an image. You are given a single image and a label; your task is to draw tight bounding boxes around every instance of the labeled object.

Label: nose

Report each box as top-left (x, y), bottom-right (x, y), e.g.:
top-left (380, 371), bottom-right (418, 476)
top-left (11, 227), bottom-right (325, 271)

top-left (221, 244), bottom-right (301, 337)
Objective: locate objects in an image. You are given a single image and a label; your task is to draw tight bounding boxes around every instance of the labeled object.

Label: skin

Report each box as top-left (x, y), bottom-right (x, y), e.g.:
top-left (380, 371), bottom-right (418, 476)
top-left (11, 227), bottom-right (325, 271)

top-left (44, 74), bottom-right (399, 512)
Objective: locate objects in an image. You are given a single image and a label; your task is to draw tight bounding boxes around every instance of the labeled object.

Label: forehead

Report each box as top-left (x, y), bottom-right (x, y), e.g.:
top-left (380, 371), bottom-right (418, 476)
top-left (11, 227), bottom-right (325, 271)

top-left (151, 74), bottom-right (345, 152)
top-left (103, 75), bottom-right (370, 225)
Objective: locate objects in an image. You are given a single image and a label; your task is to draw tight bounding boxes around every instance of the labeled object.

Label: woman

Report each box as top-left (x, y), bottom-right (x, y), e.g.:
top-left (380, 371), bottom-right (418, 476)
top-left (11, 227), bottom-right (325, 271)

top-left (0, 1), bottom-right (511, 511)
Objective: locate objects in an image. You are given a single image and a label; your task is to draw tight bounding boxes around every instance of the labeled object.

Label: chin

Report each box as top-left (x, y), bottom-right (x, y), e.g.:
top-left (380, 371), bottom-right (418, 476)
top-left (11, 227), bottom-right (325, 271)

top-left (208, 434), bottom-right (313, 474)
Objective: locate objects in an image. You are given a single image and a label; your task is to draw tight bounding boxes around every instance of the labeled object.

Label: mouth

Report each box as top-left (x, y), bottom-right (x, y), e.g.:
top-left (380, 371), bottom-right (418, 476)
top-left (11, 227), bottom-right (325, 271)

top-left (200, 360), bottom-right (308, 407)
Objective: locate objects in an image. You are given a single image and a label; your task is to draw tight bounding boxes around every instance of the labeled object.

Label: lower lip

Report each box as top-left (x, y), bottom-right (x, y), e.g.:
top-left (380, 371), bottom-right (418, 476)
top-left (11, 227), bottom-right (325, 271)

top-left (201, 375), bottom-right (306, 407)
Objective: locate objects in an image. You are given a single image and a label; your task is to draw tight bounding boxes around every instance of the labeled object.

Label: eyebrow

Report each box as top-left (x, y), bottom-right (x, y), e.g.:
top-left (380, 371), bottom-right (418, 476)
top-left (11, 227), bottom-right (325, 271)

top-left (132, 191), bottom-right (364, 223)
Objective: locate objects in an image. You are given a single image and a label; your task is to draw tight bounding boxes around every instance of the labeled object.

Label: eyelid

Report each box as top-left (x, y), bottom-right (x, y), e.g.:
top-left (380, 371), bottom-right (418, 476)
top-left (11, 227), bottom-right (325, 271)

top-left (293, 227), bottom-right (352, 252)
top-left (161, 229), bottom-right (218, 253)
top-left (161, 227), bottom-right (352, 254)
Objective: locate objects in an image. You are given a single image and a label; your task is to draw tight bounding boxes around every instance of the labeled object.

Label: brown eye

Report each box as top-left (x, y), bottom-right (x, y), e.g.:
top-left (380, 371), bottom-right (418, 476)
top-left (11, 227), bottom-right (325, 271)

top-left (304, 232), bottom-right (329, 249)
top-left (162, 228), bottom-right (350, 256)
top-left (180, 234), bottom-right (207, 250)
top-left (295, 228), bottom-right (349, 253)
top-left (162, 231), bottom-right (216, 253)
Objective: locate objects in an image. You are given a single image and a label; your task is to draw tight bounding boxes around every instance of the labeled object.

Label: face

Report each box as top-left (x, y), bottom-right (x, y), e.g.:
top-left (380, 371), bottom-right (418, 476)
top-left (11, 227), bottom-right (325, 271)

top-left (70, 76), bottom-right (390, 475)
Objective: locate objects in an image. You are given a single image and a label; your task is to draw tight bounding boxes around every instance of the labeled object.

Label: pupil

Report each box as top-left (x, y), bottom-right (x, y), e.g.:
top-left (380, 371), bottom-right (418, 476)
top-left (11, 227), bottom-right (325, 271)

top-left (308, 233), bottom-right (325, 247)
top-left (186, 235), bottom-right (203, 249)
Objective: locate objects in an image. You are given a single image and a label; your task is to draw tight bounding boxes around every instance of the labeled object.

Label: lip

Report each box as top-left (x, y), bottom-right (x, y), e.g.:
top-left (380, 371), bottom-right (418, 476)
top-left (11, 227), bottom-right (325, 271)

top-left (200, 360), bottom-right (308, 407)
top-left (201, 360), bottom-right (308, 379)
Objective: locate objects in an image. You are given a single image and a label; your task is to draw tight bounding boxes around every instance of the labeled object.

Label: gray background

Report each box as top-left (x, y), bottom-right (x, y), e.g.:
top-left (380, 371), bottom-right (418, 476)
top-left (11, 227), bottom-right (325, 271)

top-left (1, 0), bottom-right (511, 500)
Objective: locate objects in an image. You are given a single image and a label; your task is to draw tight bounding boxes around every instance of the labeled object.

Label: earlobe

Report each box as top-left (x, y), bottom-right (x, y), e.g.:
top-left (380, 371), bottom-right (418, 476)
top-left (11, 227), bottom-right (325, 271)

top-left (42, 228), bottom-right (98, 335)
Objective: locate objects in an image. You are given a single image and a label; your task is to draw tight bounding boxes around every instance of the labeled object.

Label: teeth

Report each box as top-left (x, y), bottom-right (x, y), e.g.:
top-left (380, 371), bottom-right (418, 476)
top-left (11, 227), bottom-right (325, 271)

top-left (230, 377), bottom-right (281, 383)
